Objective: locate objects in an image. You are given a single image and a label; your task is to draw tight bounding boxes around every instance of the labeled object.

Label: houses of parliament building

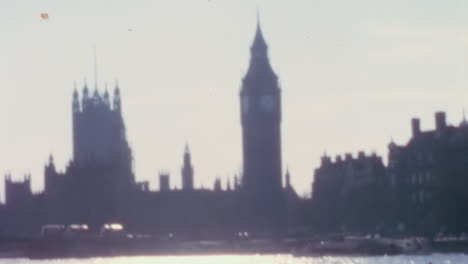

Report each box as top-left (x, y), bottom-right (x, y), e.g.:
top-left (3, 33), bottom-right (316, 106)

top-left (1, 23), bottom-right (301, 238)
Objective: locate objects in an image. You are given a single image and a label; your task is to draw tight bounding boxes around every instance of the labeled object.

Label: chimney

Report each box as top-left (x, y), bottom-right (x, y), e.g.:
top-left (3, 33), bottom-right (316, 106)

top-left (335, 155), bottom-right (342, 163)
top-left (435, 112), bottom-right (446, 131)
top-left (411, 118), bottom-right (420, 137)
top-left (159, 172), bottom-right (170, 192)
top-left (345, 153), bottom-right (352, 161)
top-left (358, 151), bottom-right (365, 159)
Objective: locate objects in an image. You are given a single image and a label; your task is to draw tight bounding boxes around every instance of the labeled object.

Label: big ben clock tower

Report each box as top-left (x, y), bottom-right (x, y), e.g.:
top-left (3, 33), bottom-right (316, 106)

top-left (240, 21), bottom-right (285, 235)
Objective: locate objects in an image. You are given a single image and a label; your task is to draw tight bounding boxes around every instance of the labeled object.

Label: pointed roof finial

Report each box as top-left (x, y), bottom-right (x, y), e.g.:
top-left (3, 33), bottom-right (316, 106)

top-left (114, 79), bottom-right (120, 95)
top-left (254, 22), bottom-right (265, 45)
top-left (185, 143), bottom-right (190, 154)
top-left (73, 81), bottom-right (79, 97)
top-left (83, 78), bottom-right (89, 94)
top-left (256, 6), bottom-right (260, 27)
top-left (463, 108), bottom-right (466, 122)
top-left (251, 8), bottom-right (267, 50)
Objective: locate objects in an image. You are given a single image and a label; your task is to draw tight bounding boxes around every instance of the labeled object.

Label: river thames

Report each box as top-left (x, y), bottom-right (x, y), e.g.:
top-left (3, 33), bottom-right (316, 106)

top-left (0, 254), bottom-right (466, 264)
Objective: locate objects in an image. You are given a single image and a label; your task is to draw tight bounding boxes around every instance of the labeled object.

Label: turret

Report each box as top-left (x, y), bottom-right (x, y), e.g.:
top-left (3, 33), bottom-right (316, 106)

top-left (82, 80), bottom-right (90, 110)
top-left (47, 154), bottom-right (55, 170)
top-left (44, 154), bottom-right (57, 193)
top-left (72, 83), bottom-right (80, 113)
top-left (113, 81), bottom-right (121, 112)
top-left (181, 144), bottom-right (194, 191)
top-left (5, 173), bottom-right (32, 206)
top-left (321, 153), bottom-right (331, 166)
top-left (214, 177), bottom-right (222, 191)
top-left (103, 85), bottom-right (110, 107)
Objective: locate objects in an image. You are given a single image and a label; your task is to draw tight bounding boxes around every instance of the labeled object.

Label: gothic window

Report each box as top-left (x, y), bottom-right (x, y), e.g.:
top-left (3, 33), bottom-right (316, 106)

top-left (425, 172), bottom-right (431, 183)
top-left (419, 191), bottom-right (424, 203)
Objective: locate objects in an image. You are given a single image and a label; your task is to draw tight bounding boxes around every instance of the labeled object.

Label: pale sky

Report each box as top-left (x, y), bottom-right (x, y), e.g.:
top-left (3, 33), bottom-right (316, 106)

top-left (1, 0), bottom-right (468, 198)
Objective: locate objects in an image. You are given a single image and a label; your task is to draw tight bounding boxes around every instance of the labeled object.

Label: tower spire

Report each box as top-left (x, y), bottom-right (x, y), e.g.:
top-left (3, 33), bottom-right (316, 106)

top-left (244, 18), bottom-right (275, 83)
top-left (251, 11), bottom-right (267, 52)
top-left (73, 81), bottom-right (80, 113)
top-left (185, 143), bottom-right (190, 154)
top-left (182, 143), bottom-right (194, 191)
top-left (256, 7), bottom-right (260, 27)
top-left (48, 153), bottom-right (54, 166)
top-left (82, 78), bottom-right (89, 108)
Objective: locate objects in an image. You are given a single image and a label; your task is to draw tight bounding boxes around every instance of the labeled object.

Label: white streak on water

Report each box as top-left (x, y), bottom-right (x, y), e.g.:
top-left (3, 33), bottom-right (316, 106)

top-left (0, 254), bottom-right (466, 264)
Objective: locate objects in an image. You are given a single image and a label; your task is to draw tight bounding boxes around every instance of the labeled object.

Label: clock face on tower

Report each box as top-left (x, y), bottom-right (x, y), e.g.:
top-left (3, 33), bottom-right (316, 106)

top-left (260, 94), bottom-right (275, 112)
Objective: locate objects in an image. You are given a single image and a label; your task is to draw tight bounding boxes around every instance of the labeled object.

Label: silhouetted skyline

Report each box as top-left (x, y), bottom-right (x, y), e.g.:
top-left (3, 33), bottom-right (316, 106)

top-left (1, 6), bottom-right (468, 239)
top-left (1, 1), bottom-right (468, 198)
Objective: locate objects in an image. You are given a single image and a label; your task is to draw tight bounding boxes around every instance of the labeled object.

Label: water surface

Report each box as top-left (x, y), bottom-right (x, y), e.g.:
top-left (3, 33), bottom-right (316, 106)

top-left (1, 254), bottom-right (465, 264)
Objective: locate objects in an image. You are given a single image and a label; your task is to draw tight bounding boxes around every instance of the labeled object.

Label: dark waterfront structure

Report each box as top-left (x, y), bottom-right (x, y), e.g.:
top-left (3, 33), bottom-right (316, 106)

top-left (387, 112), bottom-right (468, 234)
top-left (312, 152), bottom-right (388, 233)
top-left (310, 111), bottom-right (468, 236)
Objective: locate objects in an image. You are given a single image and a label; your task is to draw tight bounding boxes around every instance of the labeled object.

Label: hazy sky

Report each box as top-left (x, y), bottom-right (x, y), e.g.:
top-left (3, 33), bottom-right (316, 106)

top-left (1, 0), bottom-right (468, 198)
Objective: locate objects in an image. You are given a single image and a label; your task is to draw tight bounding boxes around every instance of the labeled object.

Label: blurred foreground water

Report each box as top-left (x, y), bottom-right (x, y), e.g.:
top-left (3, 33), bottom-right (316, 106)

top-left (0, 254), bottom-right (467, 264)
